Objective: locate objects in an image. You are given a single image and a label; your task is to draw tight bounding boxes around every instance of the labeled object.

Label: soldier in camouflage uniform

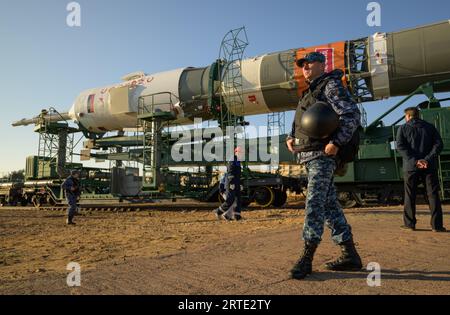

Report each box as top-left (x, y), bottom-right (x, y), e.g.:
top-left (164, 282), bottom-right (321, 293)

top-left (286, 52), bottom-right (363, 280)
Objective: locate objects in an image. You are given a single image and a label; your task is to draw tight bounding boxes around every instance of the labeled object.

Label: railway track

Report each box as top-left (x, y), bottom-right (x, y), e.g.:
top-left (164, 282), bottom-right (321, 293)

top-left (1, 201), bottom-right (221, 212)
top-left (1, 201), bottom-right (411, 212)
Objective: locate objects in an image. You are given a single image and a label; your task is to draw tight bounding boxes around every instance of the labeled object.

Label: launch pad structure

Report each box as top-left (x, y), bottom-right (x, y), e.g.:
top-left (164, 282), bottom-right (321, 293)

top-left (3, 27), bottom-right (297, 208)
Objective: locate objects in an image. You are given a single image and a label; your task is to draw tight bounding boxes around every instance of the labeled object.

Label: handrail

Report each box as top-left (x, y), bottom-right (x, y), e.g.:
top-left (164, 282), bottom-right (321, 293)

top-left (138, 92), bottom-right (179, 115)
top-left (366, 79), bottom-right (450, 131)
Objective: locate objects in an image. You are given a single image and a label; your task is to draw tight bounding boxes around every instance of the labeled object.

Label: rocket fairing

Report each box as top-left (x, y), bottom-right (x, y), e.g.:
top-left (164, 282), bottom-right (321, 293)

top-left (12, 20), bottom-right (450, 133)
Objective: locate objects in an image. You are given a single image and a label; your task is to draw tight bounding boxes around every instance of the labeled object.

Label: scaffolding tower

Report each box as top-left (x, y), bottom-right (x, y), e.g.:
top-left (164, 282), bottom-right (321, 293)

top-left (35, 108), bottom-right (76, 179)
top-left (137, 92), bottom-right (177, 191)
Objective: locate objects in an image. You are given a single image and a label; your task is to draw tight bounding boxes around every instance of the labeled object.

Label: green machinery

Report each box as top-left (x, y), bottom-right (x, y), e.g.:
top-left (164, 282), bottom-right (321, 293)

top-left (335, 80), bottom-right (450, 206)
top-left (1, 109), bottom-right (112, 207)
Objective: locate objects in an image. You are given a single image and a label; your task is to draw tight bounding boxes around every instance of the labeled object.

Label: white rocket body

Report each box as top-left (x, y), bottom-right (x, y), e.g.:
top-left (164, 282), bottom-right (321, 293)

top-left (13, 20), bottom-right (450, 133)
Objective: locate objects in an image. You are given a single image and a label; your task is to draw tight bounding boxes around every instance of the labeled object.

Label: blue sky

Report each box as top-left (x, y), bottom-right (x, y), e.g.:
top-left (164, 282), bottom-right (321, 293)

top-left (0, 0), bottom-right (449, 173)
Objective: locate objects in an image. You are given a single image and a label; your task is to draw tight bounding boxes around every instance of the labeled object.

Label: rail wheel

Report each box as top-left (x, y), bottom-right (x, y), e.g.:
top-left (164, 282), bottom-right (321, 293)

top-left (241, 195), bottom-right (253, 208)
top-left (46, 195), bottom-right (57, 206)
top-left (4, 195), bottom-right (18, 206)
top-left (254, 186), bottom-right (275, 208)
top-left (8, 197), bottom-right (18, 206)
top-left (272, 189), bottom-right (288, 208)
top-left (20, 197), bottom-right (29, 207)
top-left (338, 192), bottom-right (357, 208)
top-left (387, 192), bottom-right (403, 205)
top-left (31, 195), bottom-right (43, 208)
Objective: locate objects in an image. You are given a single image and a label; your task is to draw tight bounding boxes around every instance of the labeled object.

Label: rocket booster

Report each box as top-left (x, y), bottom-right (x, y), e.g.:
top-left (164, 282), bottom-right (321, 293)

top-left (12, 20), bottom-right (450, 133)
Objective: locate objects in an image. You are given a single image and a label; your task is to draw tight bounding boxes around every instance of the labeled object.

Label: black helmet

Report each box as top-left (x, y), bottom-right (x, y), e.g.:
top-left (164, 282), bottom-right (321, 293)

top-left (300, 102), bottom-right (339, 139)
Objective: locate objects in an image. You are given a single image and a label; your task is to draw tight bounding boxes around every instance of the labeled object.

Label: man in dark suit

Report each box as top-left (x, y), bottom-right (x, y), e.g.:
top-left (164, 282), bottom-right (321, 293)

top-left (396, 107), bottom-right (446, 232)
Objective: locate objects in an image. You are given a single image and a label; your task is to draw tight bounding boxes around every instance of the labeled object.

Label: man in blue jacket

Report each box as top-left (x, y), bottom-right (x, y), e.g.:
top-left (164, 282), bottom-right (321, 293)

top-left (214, 147), bottom-right (243, 221)
top-left (396, 107), bottom-right (446, 232)
top-left (62, 170), bottom-right (81, 225)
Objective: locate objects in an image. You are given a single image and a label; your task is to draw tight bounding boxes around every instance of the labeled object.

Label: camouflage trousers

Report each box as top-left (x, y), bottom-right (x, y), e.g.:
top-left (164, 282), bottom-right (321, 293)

top-left (302, 156), bottom-right (352, 245)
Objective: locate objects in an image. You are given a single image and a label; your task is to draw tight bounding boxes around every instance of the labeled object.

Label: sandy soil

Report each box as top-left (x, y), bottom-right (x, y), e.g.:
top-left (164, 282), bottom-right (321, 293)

top-left (0, 203), bottom-right (449, 295)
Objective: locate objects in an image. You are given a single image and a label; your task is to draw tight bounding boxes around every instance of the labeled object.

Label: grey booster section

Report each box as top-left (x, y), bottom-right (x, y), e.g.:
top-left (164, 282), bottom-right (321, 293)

top-left (260, 50), bottom-right (299, 112)
top-left (178, 67), bottom-right (212, 121)
top-left (387, 20), bottom-right (450, 96)
top-left (179, 67), bottom-right (210, 102)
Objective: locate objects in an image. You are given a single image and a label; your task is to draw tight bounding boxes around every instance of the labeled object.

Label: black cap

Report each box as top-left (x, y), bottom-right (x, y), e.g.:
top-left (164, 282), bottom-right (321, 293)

top-left (296, 52), bottom-right (326, 67)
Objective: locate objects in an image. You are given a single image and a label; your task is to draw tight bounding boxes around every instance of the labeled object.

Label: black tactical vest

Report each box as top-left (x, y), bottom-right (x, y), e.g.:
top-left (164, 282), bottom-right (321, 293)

top-left (294, 75), bottom-right (335, 152)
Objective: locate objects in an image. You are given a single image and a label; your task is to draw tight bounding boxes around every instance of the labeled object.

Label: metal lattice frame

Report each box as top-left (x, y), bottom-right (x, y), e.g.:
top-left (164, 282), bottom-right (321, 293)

top-left (137, 92), bottom-right (177, 190)
top-left (346, 39), bottom-right (371, 127)
top-left (217, 26), bottom-right (250, 200)
top-left (36, 108), bottom-right (74, 178)
top-left (218, 27), bottom-right (249, 155)
top-left (346, 38), bottom-right (374, 103)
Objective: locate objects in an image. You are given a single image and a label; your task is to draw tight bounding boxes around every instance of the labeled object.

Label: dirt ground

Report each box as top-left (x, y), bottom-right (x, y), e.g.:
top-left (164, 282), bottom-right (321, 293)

top-left (0, 202), bottom-right (449, 295)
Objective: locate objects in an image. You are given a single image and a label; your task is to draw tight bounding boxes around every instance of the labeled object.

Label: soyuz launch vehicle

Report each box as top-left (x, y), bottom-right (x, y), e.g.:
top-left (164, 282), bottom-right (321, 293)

top-left (12, 20), bottom-right (450, 135)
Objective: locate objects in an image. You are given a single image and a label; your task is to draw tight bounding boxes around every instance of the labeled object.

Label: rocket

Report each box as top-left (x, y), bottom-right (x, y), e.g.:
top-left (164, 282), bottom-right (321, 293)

top-left (12, 20), bottom-right (450, 134)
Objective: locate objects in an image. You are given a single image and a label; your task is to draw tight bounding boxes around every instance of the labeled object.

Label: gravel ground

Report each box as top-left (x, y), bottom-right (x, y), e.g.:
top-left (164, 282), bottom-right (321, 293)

top-left (0, 204), bottom-right (449, 294)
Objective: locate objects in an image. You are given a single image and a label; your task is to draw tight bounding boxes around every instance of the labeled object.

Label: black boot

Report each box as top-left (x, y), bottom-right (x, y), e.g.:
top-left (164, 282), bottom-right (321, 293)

top-left (213, 208), bottom-right (224, 220)
top-left (233, 213), bottom-right (242, 221)
top-left (290, 242), bottom-right (318, 280)
top-left (325, 238), bottom-right (362, 271)
top-left (66, 216), bottom-right (76, 225)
